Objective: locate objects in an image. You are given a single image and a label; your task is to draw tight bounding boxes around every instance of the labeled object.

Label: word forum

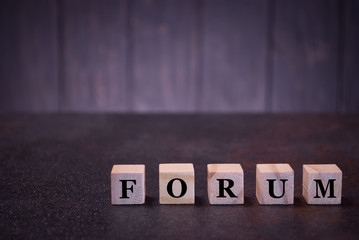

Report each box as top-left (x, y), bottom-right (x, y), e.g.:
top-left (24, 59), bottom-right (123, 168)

top-left (111, 163), bottom-right (342, 205)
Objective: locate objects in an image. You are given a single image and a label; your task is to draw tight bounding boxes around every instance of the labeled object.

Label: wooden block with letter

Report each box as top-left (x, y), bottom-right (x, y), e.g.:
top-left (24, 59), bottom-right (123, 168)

top-left (159, 163), bottom-right (195, 204)
top-left (256, 164), bottom-right (294, 205)
top-left (111, 164), bottom-right (145, 205)
top-left (207, 164), bottom-right (244, 204)
top-left (302, 164), bottom-right (342, 205)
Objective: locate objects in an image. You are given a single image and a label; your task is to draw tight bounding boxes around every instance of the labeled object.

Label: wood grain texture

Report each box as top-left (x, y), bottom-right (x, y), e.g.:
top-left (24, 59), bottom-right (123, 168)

top-left (159, 163), bottom-right (195, 204)
top-left (0, 0), bottom-right (58, 111)
top-left (207, 164), bottom-right (244, 204)
top-left (59, 0), bottom-right (128, 111)
top-left (0, 0), bottom-right (357, 113)
top-left (256, 164), bottom-right (294, 205)
top-left (343, 0), bottom-right (359, 112)
top-left (272, 0), bottom-right (339, 112)
top-left (111, 164), bottom-right (146, 205)
top-left (302, 164), bottom-right (342, 205)
top-left (131, 0), bottom-right (198, 112)
top-left (202, 0), bottom-right (268, 112)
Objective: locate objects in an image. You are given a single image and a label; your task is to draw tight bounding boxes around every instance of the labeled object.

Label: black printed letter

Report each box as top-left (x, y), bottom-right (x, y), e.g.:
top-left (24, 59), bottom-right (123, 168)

top-left (167, 178), bottom-right (187, 198)
top-left (217, 179), bottom-right (237, 198)
top-left (119, 180), bottom-right (136, 199)
top-left (267, 179), bottom-right (288, 198)
top-left (314, 179), bottom-right (336, 198)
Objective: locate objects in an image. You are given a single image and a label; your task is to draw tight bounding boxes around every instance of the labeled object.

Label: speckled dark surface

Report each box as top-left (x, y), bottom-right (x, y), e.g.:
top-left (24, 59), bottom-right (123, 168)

top-left (0, 114), bottom-right (359, 239)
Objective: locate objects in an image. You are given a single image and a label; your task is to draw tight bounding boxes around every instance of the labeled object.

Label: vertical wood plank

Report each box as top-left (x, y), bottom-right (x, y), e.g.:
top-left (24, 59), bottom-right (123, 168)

top-left (202, 0), bottom-right (268, 112)
top-left (131, 0), bottom-right (198, 112)
top-left (272, 0), bottom-right (339, 112)
top-left (343, 0), bottom-right (359, 112)
top-left (0, 0), bottom-right (58, 112)
top-left (60, 0), bottom-right (128, 111)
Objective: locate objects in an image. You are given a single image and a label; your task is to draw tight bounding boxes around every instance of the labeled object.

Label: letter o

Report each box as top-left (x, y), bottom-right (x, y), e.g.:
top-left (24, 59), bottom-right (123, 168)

top-left (167, 178), bottom-right (187, 198)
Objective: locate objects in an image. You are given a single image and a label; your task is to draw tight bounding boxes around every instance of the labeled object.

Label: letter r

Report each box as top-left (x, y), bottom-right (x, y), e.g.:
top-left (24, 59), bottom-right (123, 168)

top-left (216, 179), bottom-right (237, 198)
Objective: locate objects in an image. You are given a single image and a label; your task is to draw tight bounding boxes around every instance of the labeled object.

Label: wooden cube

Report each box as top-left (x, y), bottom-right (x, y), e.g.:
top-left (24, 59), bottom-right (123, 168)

top-left (256, 164), bottom-right (294, 205)
top-left (207, 164), bottom-right (244, 204)
top-left (111, 164), bottom-right (145, 205)
top-left (302, 164), bottom-right (342, 205)
top-left (159, 163), bottom-right (195, 204)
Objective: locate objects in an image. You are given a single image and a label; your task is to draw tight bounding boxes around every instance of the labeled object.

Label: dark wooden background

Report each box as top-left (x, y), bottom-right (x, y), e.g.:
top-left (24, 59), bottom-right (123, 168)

top-left (0, 0), bottom-right (358, 112)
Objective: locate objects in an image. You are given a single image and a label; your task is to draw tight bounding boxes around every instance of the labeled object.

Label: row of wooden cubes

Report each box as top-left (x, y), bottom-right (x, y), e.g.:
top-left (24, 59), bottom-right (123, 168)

top-left (111, 163), bottom-right (342, 205)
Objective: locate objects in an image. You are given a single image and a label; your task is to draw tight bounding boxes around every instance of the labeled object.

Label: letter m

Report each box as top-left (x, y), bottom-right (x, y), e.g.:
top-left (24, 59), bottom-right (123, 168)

top-left (313, 179), bottom-right (336, 198)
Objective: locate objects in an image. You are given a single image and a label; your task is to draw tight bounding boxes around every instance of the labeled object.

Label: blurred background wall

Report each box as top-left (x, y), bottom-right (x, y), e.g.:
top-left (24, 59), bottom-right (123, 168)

top-left (0, 0), bottom-right (358, 113)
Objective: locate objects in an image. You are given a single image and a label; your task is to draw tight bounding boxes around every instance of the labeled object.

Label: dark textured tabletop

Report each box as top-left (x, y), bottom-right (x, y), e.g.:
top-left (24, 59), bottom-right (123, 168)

top-left (1, 114), bottom-right (359, 239)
